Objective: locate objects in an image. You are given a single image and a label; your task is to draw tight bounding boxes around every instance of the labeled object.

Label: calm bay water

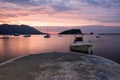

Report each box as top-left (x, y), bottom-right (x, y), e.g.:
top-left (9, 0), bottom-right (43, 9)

top-left (0, 35), bottom-right (120, 63)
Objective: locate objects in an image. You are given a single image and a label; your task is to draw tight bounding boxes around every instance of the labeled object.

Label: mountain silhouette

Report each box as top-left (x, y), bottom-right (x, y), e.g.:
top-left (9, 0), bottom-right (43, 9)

top-left (59, 29), bottom-right (82, 35)
top-left (0, 24), bottom-right (44, 35)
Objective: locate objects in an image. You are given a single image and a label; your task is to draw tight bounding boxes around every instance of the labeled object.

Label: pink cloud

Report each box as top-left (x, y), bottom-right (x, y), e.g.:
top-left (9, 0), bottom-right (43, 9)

top-left (0, 0), bottom-right (120, 26)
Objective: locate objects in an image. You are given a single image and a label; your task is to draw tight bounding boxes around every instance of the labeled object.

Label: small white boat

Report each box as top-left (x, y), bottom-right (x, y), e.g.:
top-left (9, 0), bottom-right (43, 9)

top-left (70, 37), bottom-right (93, 54)
top-left (24, 34), bottom-right (31, 38)
top-left (44, 34), bottom-right (50, 38)
top-left (44, 27), bottom-right (50, 38)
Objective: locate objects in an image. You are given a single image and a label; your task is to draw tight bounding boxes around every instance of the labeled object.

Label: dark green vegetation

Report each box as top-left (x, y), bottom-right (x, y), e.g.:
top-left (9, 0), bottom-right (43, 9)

top-left (0, 24), bottom-right (44, 35)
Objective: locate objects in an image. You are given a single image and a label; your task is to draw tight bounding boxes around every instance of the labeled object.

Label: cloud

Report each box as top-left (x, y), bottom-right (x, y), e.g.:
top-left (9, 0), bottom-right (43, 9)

top-left (79, 0), bottom-right (120, 8)
top-left (1, 0), bottom-right (120, 8)
top-left (51, 5), bottom-right (72, 12)
top-left (1, 0), bottom-right (36, 6)
top-left (99, 16), bottom-right (120, 23)
top-left (0, 13), bottom-right (17, 18)
top-left (0, 0), bottom-right (120, 26)
top-left (1, 0), bottom-right (120, 12)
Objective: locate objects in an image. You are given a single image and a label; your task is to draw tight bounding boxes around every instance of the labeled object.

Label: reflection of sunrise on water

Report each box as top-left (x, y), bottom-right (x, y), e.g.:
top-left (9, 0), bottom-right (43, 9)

top-left (0, 35), bottom-right (120, 63)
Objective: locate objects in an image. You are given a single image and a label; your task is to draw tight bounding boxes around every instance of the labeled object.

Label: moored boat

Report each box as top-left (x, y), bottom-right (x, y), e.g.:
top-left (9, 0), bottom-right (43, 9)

top-left (44, 34), bottom-right (50, 38)
top-left (70, 37), bottom-right (93, 54)
top-left (24, 34), bottom-right (31, 38)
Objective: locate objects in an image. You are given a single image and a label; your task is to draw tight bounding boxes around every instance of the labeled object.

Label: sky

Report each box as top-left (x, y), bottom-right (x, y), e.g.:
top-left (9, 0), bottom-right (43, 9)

top-left (0, 0), bottom-right (120, 27)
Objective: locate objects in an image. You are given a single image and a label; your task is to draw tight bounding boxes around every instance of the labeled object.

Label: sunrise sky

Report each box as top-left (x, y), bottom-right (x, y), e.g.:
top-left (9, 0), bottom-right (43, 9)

top-left (0, 0), bottom-right (120, 27)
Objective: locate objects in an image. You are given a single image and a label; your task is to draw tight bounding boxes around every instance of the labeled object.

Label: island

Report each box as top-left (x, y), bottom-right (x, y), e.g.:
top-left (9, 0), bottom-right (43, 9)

top-left (59, 29), bottom-right (82, 35)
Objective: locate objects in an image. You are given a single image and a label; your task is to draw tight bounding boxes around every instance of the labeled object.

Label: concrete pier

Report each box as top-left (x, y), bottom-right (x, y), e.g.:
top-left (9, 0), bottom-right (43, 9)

top-left (0, 52), bottom-right (120, 80)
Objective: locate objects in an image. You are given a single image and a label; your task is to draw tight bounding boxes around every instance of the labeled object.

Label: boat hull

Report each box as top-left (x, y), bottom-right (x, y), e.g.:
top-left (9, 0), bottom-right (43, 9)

top-left (44, 34), bottom-right (50, 38)
top-left (70, 45), bottom-right (93, 54)
top-left (24, 34), bottom-right (31, 38)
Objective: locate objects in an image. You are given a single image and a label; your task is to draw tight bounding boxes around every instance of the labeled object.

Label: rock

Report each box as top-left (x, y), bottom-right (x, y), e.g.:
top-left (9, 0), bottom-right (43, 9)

top-left (59, 29), bottom-right (82, 35)
top-left (0, 52), bottom-right (120, 80)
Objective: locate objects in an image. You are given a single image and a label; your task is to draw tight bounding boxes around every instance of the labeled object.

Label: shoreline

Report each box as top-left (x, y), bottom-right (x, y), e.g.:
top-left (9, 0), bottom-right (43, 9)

top-left (0, 54), bottom-right (29, 66)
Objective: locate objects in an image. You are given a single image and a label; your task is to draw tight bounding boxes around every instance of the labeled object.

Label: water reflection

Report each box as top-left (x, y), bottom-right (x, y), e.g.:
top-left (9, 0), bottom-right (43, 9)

top-left (0, 37), bottom-right (30, 62)
top-left (0, 35), bottom-right (120, 63)
top-left (0, 35), bottom-right (75, 63)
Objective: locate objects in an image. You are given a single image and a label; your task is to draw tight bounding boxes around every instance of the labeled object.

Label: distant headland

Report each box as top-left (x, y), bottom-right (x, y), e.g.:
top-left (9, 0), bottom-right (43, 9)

top-left (59, 29), bottom-right (82, 35)
top-left (0, 24), bottom-right (44, 35)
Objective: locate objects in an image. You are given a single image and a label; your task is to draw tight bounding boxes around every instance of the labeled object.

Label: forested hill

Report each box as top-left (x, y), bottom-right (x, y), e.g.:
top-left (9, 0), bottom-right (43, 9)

top-left (0, 24), bottom-right (44, 35)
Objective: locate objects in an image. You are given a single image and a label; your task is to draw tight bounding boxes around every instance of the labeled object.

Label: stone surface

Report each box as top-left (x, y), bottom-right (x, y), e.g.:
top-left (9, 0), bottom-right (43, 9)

top-left (0, 52), bottom-right (120, 80)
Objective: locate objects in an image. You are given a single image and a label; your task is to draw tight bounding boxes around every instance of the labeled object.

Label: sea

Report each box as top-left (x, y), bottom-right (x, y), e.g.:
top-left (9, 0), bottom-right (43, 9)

top-left (0, 35), bottom-right (120, 64)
